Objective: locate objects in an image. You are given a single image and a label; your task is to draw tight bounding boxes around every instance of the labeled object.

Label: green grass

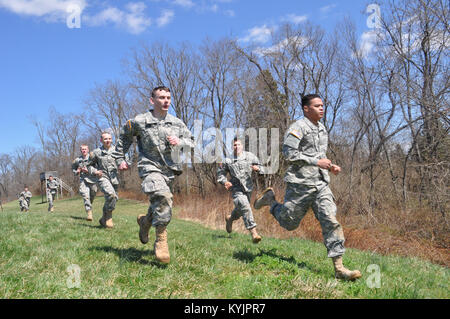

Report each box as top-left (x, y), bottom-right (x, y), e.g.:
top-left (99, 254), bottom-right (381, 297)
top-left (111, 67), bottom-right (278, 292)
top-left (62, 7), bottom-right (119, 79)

top-left (0, 195), bottom-right (448, 299)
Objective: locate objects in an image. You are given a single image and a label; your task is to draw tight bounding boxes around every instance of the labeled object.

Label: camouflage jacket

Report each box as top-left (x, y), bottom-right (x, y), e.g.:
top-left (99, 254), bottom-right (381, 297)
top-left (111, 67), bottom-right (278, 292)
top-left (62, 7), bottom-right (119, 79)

top-left (72, 155), bottom-right (97, 184)
top-left (113, 110), bottom-right (195, 178)
top-left (19, 191), bottom-right (32, 200)
top-left (88, 146), bottom-right (120, 185)
top-left (46, 179), bottom-right (59, 193)
top-left (217, 151), bottom-right (265, 193)
top-left (282, 117), bottom-right (330, 186)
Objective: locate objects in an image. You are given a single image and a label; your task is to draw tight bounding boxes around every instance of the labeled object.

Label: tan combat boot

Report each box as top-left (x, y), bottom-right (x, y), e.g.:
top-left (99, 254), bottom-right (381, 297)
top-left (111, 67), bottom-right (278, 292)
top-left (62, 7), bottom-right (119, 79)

top-left (50, 207), bottom-right (54, 212)
top-left (99, 211), bottom-right (114, 228)
top-left (332, 256), bottom-right (362, 281)
top-left (154, 226), bottom-right (170, 264)
top-left (254, 188), bottom-right (276, 210)
top-left (137, 214), bottom-right (152, 244)
top-left (86, 210), bottom-right (93, 221)
top-left (249, 227), bottom-right (262, 244)
top-left (225, 214), bottom-right (233, 233)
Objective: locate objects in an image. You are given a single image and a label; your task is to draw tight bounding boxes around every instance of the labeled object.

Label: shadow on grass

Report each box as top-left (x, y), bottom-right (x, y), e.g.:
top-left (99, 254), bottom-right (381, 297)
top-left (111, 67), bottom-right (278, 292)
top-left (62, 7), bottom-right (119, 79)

top-left (79, 224), bottom-right (104, 229)
top-left (211, 234), bottom-right (232, 240)
top-left (90, 246), bottom-right (168, 268)
top-left (70, 216), bottom-right (87, 221)
top-left (233, 248), bottom-right (320, 273)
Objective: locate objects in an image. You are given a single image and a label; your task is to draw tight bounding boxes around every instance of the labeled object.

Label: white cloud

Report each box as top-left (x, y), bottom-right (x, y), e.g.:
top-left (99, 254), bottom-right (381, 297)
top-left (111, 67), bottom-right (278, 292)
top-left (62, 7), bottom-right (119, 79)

top-left (0, 0), bottom-right (86, 20)
top-left (156, 9), bottom-right (174, 27)
top-left (83, 2), bottom-right (151, 34)
top-left (173, 0), bottom-right (194, 8)
top-left (357, 30), bottom-right (378, 58)
top-left (255, 36), bottom-right (308, 56)
top-left (224, 9), bottom-right (234, 17)
top-left (320, 4), bottom-right (337, 14)
top-left (210, 4), bottom-right (218, 12)
top-left (283, 14), bottom-right (307, 24)
top-left (239, 25), bottom-right (273, 44)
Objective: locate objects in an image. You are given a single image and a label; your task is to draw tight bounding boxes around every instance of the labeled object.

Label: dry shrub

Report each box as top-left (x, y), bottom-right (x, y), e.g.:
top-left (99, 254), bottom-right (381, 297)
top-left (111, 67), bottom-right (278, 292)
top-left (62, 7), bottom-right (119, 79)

top-left (118, 190), bottom-right (147, 202)
top-left (170, 185), bottom-right (450, 267)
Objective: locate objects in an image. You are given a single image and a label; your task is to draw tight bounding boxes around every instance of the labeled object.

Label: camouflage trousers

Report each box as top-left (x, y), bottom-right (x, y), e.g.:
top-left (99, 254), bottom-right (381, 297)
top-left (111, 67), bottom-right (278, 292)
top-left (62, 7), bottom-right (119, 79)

top-left (141, 171), bottom-right (173, 227)
top-left (229, 190), bottom-right (257, 230)
top-left (79, 180), bottom-right (97, 212)
top-left (271, 183), bottom-right (346, 258)
top-left (47, 191), bottom-right (56, 211)
top-left (19, 198), bottom-right (30, 211)
top-left (97, 177), bottom-right (118, 213)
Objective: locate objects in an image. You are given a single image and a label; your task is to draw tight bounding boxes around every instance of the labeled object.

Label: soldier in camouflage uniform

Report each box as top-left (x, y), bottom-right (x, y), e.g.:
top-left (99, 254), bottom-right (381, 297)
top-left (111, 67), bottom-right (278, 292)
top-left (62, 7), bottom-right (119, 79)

top-left (19, 186), bottom-right (32, 212)
top-left (72, 144), bottom-right (98, 221)
top-left (114, 86), bottom-right (194, 264)
top-left (254, 94), bottom-right (362, 281)
top-left (46, 175), bottom-right (59, 212)
top-left (88, 132), bottom-right (120, 228)
top-left (217, 137), bottom-right (265, 243)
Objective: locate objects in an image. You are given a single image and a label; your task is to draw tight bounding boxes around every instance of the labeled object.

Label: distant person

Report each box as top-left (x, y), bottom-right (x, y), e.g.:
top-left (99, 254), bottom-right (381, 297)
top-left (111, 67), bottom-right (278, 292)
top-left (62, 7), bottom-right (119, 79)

top-left (46, 176), bottom-right (59, 212)
top-left (18, 186), bottom-right (32, 212)
top-left (254, 94), bottom-right (362, 281)
top-left (114, 86), bottom-right (195, 264)
top-left (217, 137), bottom-right (266, 243)
top-left (72, 144), bottom-right (98, 221)
top-left (88, 132), bottom-right (120, 228)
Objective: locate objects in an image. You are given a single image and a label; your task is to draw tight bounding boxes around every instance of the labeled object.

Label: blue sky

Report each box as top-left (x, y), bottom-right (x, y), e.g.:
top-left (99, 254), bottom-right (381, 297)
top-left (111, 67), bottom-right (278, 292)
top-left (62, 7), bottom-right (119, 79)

top-left (0, 0), bottom-right (375, 155)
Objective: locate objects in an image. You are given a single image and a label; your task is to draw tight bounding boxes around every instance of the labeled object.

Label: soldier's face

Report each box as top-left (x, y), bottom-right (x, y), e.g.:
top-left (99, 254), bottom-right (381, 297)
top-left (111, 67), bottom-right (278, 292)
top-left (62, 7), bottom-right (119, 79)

top-left (101, 133), bottom-right (113, 148)
top-left (80, 146), bottom-right (89, 156)
top-left (303, 98), bottom-right (324, 123)
top-left (233, 140), bottom-right (243, 155)
top-left (151, 90), bottom-right (171, 113)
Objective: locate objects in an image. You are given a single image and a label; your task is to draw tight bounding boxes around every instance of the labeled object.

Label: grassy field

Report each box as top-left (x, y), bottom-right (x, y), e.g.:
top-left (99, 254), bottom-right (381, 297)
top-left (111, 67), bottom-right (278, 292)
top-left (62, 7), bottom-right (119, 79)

top-left (0, 195), bottom-right (448, 299)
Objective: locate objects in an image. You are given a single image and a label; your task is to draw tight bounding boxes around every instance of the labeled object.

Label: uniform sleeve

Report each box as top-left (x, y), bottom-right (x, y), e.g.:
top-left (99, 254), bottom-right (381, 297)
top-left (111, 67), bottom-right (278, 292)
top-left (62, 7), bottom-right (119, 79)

top-left (72, 159), bottom-right (79, 176)
top-left (250, 153), bottom-right (267, 175)
top-left (87, 152), bottom-right (99, 175)
top-left (113, 119), bottom-right (136, 166)
top-left (217, 163), bottom-right (229, 185)
top-left (176, 122), bottom-right (195, 149)
top-left (282, 126), bottom-right (319, 166)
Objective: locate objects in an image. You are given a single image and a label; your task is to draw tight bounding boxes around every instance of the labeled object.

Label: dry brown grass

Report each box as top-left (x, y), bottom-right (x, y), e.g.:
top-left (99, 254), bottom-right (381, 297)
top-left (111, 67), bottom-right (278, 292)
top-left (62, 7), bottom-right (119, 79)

top-left (172, 187), bottom-right (450, 267)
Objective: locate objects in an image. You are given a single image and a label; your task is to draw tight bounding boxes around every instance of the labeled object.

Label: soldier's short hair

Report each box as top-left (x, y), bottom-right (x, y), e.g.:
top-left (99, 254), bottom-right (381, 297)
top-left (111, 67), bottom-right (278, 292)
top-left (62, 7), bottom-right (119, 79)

top-left (151, 86), bottom-right (170, 98)
top-left (233, 137), bottom-right (242, 144)
top-left (80, 144), bottom-right (89, 148)
top-left (301, 94), bottom-right (322, 107)
top-left (101, 131), bottom-right (112, 138)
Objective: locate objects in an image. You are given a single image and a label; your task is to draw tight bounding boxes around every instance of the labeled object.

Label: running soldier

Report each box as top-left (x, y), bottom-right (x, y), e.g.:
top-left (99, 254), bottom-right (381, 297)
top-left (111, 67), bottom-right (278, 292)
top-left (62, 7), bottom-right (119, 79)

top-left (254, 94), bottom-right (362, 281)
top-left (217, 137), bottom-right (265, 243)
top-left (46, 175), bottom-right (59, 212)
top-left (72, 144), bottom-right (98, 221)
top-left (19, 186), bottom-right (32, 212)
top-left (114, 86), bottom-right (194, 264)
top-left (88, 132), bottom-right (120, 228)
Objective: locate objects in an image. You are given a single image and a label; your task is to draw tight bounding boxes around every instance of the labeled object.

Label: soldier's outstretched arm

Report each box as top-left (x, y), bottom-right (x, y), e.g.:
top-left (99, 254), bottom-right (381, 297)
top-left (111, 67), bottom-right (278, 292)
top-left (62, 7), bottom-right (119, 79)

top-left (217, 162), bottom-right (229, 186)
top-left (113, 119), bottom-right (136, 167)
top-left (87, 151), bottom-right (99, 176)
top-left (71, 159), bottom-right (80, 176)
